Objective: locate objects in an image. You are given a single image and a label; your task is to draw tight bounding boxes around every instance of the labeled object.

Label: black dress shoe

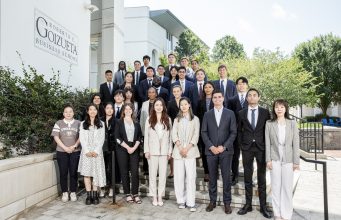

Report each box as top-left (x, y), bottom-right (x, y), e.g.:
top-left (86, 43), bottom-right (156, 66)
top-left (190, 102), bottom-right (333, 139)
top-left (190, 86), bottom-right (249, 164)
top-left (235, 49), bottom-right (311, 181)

top-left (237, 204), bottom-right (253, 215)
top-left (205, 203), bottom-right (216, 212)
top-left (224, 204), bottom-right (232, 214)
top-left (85, 191), bottom-right (92, 205)
top-left (231, 178), bottom-right (238, 186)
top-left (260, 207), bottom-right (273, 219)
top-left (92, 191), bottom-right (99, 205)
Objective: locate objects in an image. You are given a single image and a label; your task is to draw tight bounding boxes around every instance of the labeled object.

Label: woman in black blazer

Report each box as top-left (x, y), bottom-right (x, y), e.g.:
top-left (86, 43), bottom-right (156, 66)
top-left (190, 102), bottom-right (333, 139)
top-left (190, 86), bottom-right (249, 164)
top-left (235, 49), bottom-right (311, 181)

top-left (167, 85), bottom-right (182, 123)
top-left (196, 81), bottom-right (215, 182)
top-left (101, 102), bottom-right (117, 197)
top-left (115, 103), bottom-right (142, 204)
top-left (119, 72), bottom-right (140, 105)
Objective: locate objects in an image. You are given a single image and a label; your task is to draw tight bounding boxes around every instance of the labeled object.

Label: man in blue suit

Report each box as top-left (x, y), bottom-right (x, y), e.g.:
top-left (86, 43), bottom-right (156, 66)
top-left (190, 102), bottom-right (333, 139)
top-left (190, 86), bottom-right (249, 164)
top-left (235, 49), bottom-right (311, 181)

top-left (138, 66), bottom-right (155, 102)
top-left (201, 90), bottom-right (237, 215)
top-left (170, 66), bottom-right (194, 99)
top-left (213, 64), bottom-right (237, 106)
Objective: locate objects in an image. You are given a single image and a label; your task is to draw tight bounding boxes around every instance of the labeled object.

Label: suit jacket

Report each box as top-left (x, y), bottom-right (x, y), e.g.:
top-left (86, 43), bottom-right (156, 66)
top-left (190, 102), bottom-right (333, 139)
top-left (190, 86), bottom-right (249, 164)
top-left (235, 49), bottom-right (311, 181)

top-left (140, 66), bottom-right (156, 75)
top-left (119, 84), bottom-right (141, 104)
top-left (197, 98), bottom-right (214, 124)
top-left (115, 119), bottom-right (142, 150)
top-left (201, 108), bottom-right (237, 156)
top-left (265, 119), bottom-right (300, 164)
top-left (170, 80), bottom-right (194, 99)
top-left (237, 107), bottom-right (271, 151)
top-left (160, 76), bottom-right (169, 85)
top-left (188, 83), bottom-right (205, 115)
top-left (167, 99), bottom-right (180, 123)
top-left (140, 100), bottom-right (151, 136)
top-left (102, 116), bottom-right (117, 151)
top-left (138, 78), bottom-right (153, 102)
top-left (213, 79), bottom-right (237, 106)
top-left (143, 117), bottom-right (173, 156)
top-left (227, 94), bottom-right (248, 120)
top-left (114, 70), bottom-right (125, 86)
top-left (164, 65), bottom-right (178, 78)
top-left (132, 71), bottom-right (146, 86)
top-left (172, 116), bottom-right (200, 159)
top-left (99, 82), bottom-right (119, 104)
top-left (163, 79), bottom-right (178, 95)
top-left (156, 86), bottom-right (169, 103)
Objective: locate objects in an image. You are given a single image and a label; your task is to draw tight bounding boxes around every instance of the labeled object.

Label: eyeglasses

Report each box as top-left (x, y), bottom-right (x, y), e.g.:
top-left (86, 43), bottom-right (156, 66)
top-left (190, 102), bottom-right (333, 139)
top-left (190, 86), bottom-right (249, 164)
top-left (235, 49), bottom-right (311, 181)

top-left (178, 71), bottom-right (186, 73)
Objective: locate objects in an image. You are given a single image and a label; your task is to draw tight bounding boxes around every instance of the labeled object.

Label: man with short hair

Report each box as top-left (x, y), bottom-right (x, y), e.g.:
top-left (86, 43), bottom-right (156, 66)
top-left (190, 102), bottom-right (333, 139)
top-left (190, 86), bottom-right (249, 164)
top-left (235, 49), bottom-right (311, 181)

top-left (165, 53), bottom-right (177, 78)
top-left (153, 76), bottom-right (169, 103)
top-left (138, 66), bottom-right (155, 102)
top-left (213, 64), bottom-right (237, 106)
top-left (170, 66), bottom-right (194, 98)
top-left (180, 57), bottom-right (195, 82)
top-left (237, 88), bottom-right (272, 219)
top-left (133, 60), bottom-right (146, 86)
top-left (140, 55), bottom-right (154, 74)
top-left (156, 64), bottom-right (169, 85)
top-left (201, 90), bottom-right (237, 215)
top-left (99, 70), bottom-right (119, 104)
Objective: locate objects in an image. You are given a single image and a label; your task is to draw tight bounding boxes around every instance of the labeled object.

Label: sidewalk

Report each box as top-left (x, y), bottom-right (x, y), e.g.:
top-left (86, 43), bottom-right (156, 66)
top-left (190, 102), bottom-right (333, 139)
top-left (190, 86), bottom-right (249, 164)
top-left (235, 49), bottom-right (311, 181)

top-left (18, 157), bottom-right (341, 220)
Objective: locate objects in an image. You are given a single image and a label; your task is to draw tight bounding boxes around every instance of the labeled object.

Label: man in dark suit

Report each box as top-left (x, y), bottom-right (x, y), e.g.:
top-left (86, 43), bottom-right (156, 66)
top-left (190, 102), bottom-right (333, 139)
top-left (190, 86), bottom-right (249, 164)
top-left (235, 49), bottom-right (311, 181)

top-left (99, 70), bottom-right (119, 104)
top-left (170, 66), bottom-right (193, 99)
top-left (138, 66), bottom-right (155, 102)
top-left (164, 53), bottom-right (177, 78)
top-left (201, 90), bottom-right (237, 215)
top-left (189, 68), bottom-right (206, 115)
top-left (133, 60), bottom-right (146, 86)
top-left (153, 76), bottom-right (169, 103)
top-left (156, 64), bottom-right (169, 85)
top-left (227, 76), bottom-right (249, 186)
top-left (140, 55), bottom-right (156, 75)
top-left (213, 64), bottom-right (237, 107)
top-left (237, 88), bottom-right (272, 219)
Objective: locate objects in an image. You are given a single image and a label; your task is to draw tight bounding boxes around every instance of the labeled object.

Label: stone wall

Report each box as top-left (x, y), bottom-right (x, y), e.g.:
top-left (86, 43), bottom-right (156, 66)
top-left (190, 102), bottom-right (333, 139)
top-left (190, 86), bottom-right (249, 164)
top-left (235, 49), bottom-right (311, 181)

top-left (0, 153), bottom-right (59, 219)
top-left (323, 127), bottom-right (341, 150)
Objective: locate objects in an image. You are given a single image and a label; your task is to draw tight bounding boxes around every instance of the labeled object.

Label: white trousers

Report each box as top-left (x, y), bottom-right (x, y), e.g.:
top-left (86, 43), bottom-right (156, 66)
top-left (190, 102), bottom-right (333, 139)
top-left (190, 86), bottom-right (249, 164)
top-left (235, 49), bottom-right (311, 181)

top-left (148, 155), bottom-right (168, 197)
top-left (174, 158), bottom-right (197, 207)
top-left (271, 160), bottom-right (294, 220)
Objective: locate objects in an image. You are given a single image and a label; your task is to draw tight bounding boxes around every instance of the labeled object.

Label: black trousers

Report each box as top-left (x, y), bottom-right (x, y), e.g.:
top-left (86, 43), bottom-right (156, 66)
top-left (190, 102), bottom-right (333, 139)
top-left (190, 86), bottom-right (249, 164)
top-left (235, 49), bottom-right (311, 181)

top-left (231, 139), bottom-right (240, 179)
top-left (56, 151), bottom-right (80, 193)
top-left (198, 136), bottom-right (209, 174)
top-left (116, 145), bottom-right (140, 195)
top-left (207, 151), bottom-right (233, 204)
top-left (242, 147), bottom-right (267, 207)
top-left (103, 151), bottom-right (113, 186)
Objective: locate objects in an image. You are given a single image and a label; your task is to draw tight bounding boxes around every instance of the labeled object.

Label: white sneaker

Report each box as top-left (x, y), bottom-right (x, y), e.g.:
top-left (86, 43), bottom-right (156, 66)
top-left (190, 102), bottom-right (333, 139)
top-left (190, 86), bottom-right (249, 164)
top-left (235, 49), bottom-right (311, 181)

top-left (108, 189), bottom-right (113, 197)
top-left (70, 192), bottom-right (77, 202)
top-left (61, 192), bottom-right (69, 202)
top-left (99, 189), bottom-right (105, 198)
top-left (178, 203), bottom-right (186, 209)
top-left (189, 206), bottom-right (197, 212)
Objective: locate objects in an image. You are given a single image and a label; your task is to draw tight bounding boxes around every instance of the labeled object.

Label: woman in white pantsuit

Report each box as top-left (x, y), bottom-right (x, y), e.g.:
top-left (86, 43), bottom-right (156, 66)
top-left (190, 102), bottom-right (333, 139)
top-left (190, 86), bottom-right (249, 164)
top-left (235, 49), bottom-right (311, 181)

top-left (172, 97), bottom-right (200, 212)
top-left (265, 99), bottom-right (300, 220)
top-left (144, 98), bottom-right (173, 207)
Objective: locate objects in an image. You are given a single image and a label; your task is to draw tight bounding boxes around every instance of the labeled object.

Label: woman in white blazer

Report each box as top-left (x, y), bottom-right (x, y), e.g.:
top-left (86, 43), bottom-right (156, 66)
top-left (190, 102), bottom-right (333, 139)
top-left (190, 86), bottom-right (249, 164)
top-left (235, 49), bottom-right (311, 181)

top-left (265, 99), bottom-right (300, 220)
top-left (144, 97), bottom-right (173, 207)
top-left (172, 97), bottom-right (200, 212)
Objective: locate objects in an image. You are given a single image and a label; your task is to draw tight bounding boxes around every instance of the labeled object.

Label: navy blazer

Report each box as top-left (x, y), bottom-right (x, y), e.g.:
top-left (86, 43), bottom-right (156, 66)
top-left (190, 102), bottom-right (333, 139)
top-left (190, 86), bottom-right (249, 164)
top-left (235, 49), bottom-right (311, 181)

top-left (213, 79), bottom-right (237, 106)
top-left (138, 78), bottom-right (153, 102)
top-left (170, 80), bottom-right (194, 99)
top-left (188, 83), bottom-right (205, 115)
top-left (227, 94), bottom-right (248, 119)
top-left (201, 108), bottom-right (237, 156)
top-left (156, 86), bottom-right (169, 103)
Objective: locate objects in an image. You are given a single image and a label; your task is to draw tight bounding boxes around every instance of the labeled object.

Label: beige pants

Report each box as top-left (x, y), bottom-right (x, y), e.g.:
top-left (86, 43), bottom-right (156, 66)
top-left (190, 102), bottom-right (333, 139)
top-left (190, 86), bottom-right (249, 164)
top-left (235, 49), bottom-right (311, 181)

top-left (148, 155), bottom-right (168, 197)
top-left (174, 158), bottom-right (197, 207)
top-left (271, 161), bottom-right (294, 220)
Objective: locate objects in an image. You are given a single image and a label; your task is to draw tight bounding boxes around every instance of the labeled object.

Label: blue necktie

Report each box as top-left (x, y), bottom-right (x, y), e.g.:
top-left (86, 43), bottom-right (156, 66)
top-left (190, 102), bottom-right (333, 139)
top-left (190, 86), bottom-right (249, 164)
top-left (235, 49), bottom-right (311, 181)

top-left (240, 94), bottom-right (245, 107)
top-left (220, 80), bottom-right (225, 96)
top-left (251, 109), bottom-right (256, 129)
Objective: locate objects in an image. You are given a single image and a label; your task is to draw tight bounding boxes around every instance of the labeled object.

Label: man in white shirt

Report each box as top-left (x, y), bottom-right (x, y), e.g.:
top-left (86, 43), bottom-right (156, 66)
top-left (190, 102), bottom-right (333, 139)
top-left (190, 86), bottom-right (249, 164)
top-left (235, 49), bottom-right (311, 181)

top-left (170, 66), bottom-right (194, 98)
top-left (180, 57), bottom-right (195, 81)
top-left (213, 64), bottom-right (237, 105)
top-left (165, 53), bottom-right (177, 78)
top-left (99, 70), bottom-right (119, 104)
top-left (133, 60), bottom-right (146, 86)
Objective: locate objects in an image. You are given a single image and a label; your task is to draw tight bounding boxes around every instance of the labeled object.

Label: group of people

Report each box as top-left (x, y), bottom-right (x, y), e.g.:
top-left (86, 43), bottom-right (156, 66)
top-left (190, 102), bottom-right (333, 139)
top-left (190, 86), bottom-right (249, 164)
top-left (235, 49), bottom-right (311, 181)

top-left (51, 53), bottom-right (300, 220)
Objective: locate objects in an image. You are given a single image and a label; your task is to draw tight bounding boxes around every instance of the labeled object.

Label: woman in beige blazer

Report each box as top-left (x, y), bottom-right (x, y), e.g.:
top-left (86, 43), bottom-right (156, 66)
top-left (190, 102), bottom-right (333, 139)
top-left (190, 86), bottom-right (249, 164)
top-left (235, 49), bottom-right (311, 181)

top-left (265, 99), bottom-right (300, 220)
top-left (144, 98), bottom-right (173, 207)
top-left (172, 97), bottom-right (200, 212)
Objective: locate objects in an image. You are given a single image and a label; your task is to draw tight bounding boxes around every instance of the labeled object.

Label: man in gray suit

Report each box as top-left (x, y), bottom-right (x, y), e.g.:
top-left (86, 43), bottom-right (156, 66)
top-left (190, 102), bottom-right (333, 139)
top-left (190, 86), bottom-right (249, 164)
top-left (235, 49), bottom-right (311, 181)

top-left (201, 90), bottom-right (237, 214)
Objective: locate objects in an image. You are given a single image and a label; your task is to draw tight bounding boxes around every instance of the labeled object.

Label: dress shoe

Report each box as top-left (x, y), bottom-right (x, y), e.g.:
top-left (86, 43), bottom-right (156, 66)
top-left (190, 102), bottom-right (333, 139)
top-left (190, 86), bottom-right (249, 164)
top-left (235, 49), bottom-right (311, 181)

top-left (231, 178), bottom-right (238, 186)
top-left (204, 174), bottom-right (209, 182)
top-left (237, 204), bottom-right (253, 215)
top-left (85, 191), bottom-right (92, 205)
top-left (260, 207), bottom-right (273, 219)
top-left (224, 204), bottom-right (232, 214)
top-left (92, 191), bottom-right (99, 205)
top-left (205, 203), bottom-right (216, 212)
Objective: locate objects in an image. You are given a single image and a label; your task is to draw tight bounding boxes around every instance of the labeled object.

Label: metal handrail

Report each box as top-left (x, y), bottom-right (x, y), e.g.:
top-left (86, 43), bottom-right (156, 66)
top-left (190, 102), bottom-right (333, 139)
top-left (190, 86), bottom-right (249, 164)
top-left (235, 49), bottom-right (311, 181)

top-left (300, 156), bottom-right (328, 220)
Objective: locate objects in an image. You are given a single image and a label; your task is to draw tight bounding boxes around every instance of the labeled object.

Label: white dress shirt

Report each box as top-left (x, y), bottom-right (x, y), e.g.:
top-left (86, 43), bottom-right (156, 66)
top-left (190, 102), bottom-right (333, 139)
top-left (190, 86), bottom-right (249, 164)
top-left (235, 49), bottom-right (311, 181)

top-left (214, 107), bottom-right (223, 127)
top-left (247, 105), bottom-right (259, 128)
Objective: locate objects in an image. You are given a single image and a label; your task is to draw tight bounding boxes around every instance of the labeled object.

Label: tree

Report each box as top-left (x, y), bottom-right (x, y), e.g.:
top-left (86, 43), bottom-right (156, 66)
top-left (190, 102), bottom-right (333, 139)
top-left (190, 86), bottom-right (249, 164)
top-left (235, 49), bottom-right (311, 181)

top-left (174, 29), bottom-right (209, 63)
top-left (294, 33), bottom-right (341, 115)
top-left (212, 35), bottom-right (246, 61)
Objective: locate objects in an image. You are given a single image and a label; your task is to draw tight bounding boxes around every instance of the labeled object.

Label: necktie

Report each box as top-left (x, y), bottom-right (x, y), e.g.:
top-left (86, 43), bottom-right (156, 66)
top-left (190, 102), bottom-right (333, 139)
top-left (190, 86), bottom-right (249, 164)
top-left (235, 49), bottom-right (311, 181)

top-left (116, 107), bottom-right (120, 119)
top-left (148, 79), bottom-right (152, 87)
top-left (108, 83), bottom-right (112, 94)
top-left (135, 72), bottom-right (139, 85)
top-left (199, 83), bottom-right (203, 98)
top-left (251, 109), bottom-right (256, 130)
top-left (181, 81), bottom-right (185, 92)
top-left (240, 94), bottom-right (245, 107)
top-left (121, 71), bottom-right (124, 80)
top-left (220, 80), bottom-right (225, 96)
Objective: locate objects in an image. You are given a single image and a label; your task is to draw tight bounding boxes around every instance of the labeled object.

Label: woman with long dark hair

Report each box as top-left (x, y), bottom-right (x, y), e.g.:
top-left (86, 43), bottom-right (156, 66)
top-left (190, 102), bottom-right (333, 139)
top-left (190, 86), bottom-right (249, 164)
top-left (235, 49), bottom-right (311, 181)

top-left (265, 99), bottom-right (300, 220)
top-left (144, 98), bottom-right (173, 206)
top-left (78, 103), bottom-right (106, 205)
top-left (124, 87), bottom-right (139, 115)
top-left (120, 72), bottom-right (140, 105)
top-left (89, 93), bottom-right (105, 119)
top-left (115, 103), bottom-right (143, 204)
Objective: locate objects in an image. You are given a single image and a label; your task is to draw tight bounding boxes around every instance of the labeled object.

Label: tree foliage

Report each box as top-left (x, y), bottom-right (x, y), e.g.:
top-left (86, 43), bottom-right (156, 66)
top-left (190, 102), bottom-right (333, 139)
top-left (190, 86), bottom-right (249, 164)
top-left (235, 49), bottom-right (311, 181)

top-left (212, 35), bottom-right (246, 61)
top-left (294, 33), bottom-right (341, 115)
top-left (175, 29), bottom-right (209, 63)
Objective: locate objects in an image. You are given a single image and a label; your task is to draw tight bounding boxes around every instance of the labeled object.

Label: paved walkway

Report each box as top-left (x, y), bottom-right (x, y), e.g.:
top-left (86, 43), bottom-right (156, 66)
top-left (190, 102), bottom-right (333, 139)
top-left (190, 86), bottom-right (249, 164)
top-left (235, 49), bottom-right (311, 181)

top-left (19, 157), bottom-right (341, 220)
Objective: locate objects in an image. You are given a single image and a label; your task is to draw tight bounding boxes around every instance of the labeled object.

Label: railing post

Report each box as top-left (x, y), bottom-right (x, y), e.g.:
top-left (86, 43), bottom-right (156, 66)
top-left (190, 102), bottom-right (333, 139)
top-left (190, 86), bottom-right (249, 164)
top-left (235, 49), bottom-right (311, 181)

top-left (112, 150), bottom-right (116, 204)
top-left (323, 162), bottom-right (329, 220)
top-left (314, 123), bottom-right (317, 170)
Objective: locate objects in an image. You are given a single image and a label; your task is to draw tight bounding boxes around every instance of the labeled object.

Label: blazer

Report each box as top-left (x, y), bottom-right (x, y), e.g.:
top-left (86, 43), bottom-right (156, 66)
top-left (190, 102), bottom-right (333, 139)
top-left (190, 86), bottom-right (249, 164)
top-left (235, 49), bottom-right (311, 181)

top-left (172, 116), bottom-right (200, 159)
top-left (188, 83), bottom-right (205, 115)
top-left (227, 94), bottom-right (248, 120)
top-left (140, 100), bottom-right (151, 136)
top-left (115, 119), bottom-right (142, 150)
top-left (170, 80), bottom-right (194, 99)
top-left (138, 78), bottom-right (154, 102)
top-left (79, 121), bottom-right (105, 154)
top-left (160, 76), bottom-right (169, 85)
top-left (237, 107), bottom-right (271, 151)
top-left (119, 83), bottom-right (141, 104)
top-left (140, 65), bottom-right (156, 75)
top-left (197, 98), bottom-right (214, 124)
top-left (156, 86), bottom-right (169, 103)
top-left (167, 99), bottom-right (180, 123)
top-left (163, 78), bottom-right (178, 95)
top-left (164, 65), bottom-right (178, 78)
top-left (102, 116), bottom-right (117, 151)
top-left (143, 117), bottom-right (173, 156)
top-left (213, 79), bottom-right (237, 106)
top-left (265, 119), bottom-right (300, 164)
top-left (201, 108), bottom-right (237, 156)
top-left (114, 70), bottom-right (126, 86)
top-left (99, 82), bottom-right (119, 104)
top-left (132, 71), bottom-right (146, 86)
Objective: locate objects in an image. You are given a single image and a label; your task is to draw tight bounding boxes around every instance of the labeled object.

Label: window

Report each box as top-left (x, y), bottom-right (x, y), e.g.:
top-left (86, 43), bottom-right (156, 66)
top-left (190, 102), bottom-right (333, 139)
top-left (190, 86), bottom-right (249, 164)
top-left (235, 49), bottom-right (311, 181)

top-left (166, 32), bottom-right (172, 53)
